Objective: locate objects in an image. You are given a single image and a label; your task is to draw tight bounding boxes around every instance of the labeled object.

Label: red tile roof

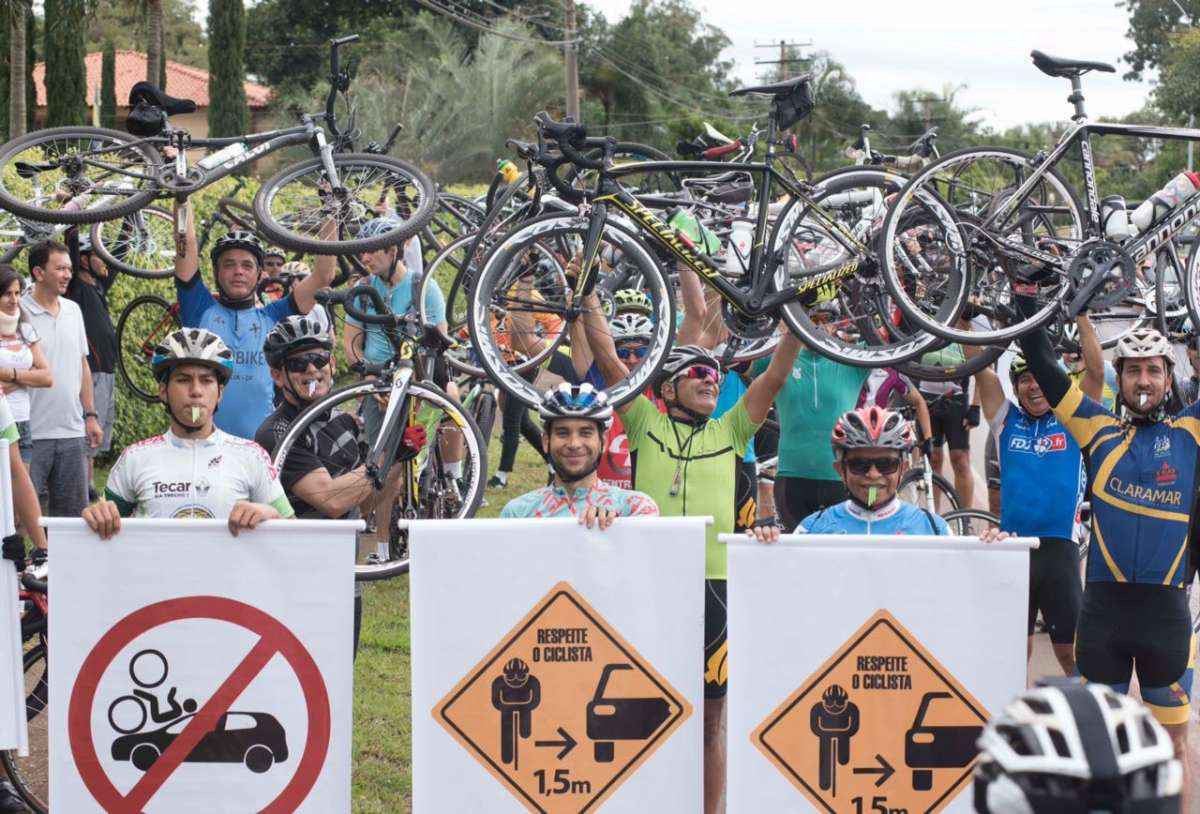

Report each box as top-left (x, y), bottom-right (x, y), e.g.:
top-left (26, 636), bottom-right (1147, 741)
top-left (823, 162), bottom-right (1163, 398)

top-left (33, 50), bottom-right (272, 109)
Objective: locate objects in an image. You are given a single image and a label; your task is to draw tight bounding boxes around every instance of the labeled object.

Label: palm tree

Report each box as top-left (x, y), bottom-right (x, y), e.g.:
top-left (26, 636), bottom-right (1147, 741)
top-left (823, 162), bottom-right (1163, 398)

top-left (9, 0), bottom-right (25, 137)
top-left (145, 0), bottom-right (163, 87)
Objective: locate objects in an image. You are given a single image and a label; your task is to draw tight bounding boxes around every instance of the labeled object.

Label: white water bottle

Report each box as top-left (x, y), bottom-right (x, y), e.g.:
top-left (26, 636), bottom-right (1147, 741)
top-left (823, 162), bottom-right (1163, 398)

top-left (1100, 195), bottom-right (1135, 241)
top-left (1131, 171), bottom-right (1200, 231)
top-left (723, 218), bottom-right (754, 276)
top-left (197, 141), bottom-right (249, 171)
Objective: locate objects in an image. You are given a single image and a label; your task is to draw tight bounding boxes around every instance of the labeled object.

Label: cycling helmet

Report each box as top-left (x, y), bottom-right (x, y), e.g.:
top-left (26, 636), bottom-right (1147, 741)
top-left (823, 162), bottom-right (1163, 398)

top-left (502, 658), bottom-right (530, 686)
top-left (538, 383), bottom-right (613, 430)
top-left (264, 247), bottom-right (285, 261)
top-left (831, 406), bottom-right (914, 455)
top-left (1058, 323), bottom-right (1081, 355)
top-left (611, 312), bottom-right (654, 342)
top-left (209, 229), bottom-right (265, 270)
top-left (1010, 354), bottom-right (1030, 383)
top-left (612, 288), bottom-right (653, 316)
top-left (76, 230), bottom-right (93, 254)
top-left (280, 260), bottom-right (311, 278)
top-left (974, 679), bottom-right (1182, 814)
top-left (263, 314), bottom-right (333, 368)
top-left (357, 217), bottom-right (401, 241)
top-left (151, 328), bottom-right (234, 384)
top-left (1114, 328), bottom-right (1173, 368)
top-left (658, 344), bottom-right (720, 383)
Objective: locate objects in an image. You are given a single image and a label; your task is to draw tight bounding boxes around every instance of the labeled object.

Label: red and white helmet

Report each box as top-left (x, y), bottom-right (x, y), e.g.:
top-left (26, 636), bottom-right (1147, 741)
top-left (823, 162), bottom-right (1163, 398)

top-left (831, 406), bottom-right (913, 456)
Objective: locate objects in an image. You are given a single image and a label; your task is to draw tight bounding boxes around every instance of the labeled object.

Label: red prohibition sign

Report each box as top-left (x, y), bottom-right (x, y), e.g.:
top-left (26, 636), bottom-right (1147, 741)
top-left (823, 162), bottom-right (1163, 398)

top-left (67, 596), bottom-right (331, 813)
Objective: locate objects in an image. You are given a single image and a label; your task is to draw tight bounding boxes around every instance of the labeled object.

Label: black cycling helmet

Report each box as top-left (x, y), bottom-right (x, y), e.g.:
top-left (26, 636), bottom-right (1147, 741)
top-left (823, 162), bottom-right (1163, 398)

top-left (263, 314), bottom-right (332, 368)
top-left (209, 229), bottom-right (265, 271)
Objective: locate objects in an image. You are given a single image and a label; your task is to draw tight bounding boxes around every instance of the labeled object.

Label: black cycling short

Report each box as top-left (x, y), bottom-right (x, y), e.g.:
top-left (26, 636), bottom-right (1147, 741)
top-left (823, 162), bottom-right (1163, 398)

top-left (1075, 582), bottom-right (1194, 725)
top-left (775, 476), bottom-right (847, 531)
top-left (704, 579), bottom-right (728, 699)
top-left (734, 459), bottom-right (757, 532)
top-left (1027, 537), bottom-right (1081, 644)
top-left (925, 393), bottom-right (970, 451)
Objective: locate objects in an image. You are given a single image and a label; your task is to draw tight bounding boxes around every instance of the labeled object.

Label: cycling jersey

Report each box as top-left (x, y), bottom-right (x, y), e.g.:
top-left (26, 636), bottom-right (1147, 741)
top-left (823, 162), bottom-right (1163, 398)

top-left (345, 271), bottom-right (444, 364)
top-left (1068, 361), bottom-right (1117, 411)
top-left (105, 429), bottom-right (294, 520)
top-left (176, 275), bottom-right (295, 439)
top-left (797, 498), bottom-right (949, 536)
top-left (621, 395), bottom-right (758, 579)
top-left (990, 400), bottom-right (1084, 539)
top-left (500, 480), bottom-right (658, 519)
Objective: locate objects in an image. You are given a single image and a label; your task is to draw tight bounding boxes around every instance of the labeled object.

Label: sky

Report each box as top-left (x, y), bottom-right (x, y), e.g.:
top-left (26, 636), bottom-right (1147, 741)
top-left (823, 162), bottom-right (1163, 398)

top-left (583, 0), bottom-right (1157, 131)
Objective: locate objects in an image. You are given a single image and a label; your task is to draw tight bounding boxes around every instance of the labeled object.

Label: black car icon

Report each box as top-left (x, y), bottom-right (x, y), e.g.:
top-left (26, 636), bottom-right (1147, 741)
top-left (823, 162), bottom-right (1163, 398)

top-left (586, 664), bottom-right (671, 763)
top-left (112, 711), bottom-right (288, 774)
top-left (905, 691), bottom-right (982, 790)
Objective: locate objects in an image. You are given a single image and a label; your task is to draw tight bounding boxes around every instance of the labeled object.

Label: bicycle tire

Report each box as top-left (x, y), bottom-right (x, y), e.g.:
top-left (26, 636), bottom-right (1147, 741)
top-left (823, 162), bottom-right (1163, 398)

top-left (468, 212), bottom-right (676, 408)
top-left (116, 294), bottom-right (179, 403)
top-left (254, 153), bottom-right (438, 254)
top-left (473, 389), bottom-right (498, 444)
top-left (269, 379), bottom-right (486, 581)
top-left (3, 639), bottom-right (48, 814)
top-left (217, 197), bottom-right (258, 234)
top-left (90, 205), bottom-right (176, 279)
top-left (897, 468), bottom-right (961, 514)
top-left (565, 142), bottom-right (679, 194)
top-left (0, 126), bottom-right (162, 225)
top-left (941, 508), bottom-right (1001, 536)
top-left (897, 343), bottom-right (1006, 382)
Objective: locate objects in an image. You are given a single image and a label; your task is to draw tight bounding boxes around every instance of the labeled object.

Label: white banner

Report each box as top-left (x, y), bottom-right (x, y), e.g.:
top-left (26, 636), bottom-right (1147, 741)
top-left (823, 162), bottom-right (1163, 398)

top-left (410, 517), bottom-right (706, 813)
top-left (48, 518), bottom-right (359, 814)
top-left (0, 437), bottom-right (24, 753)
top-left (726, 534), bottom-right (1033, 814)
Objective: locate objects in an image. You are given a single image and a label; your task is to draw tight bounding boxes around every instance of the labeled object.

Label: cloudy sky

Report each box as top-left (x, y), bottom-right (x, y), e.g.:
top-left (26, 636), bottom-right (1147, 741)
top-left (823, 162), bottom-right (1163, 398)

top-left (584, 0), bottom-right (1156, 130)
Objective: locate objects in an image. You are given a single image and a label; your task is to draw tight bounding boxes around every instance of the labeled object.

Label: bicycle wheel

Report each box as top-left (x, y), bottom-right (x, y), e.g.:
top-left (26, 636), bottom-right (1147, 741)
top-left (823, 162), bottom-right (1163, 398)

top-left (254, 153), bottom-right (437, 255)
top-left (472, 388), bottom-right (498, 444)
top-left (217, 197), bottom-right (258, 234)
top-left (424, 193), bottom-right (485, 252)
top-left (897, 343), bottom-right (1006, 382)
top-left (941, 508), bottom-right (1001, 536)
top-left (0, 126), bottom-right (162, 224)
top-left (882, 147), bottom-right (1085, 346)
top-left (2, 637), bottom-right (48, 814)
top-left (468, 213), bottom-right (676, 407)
top-left (772, 167), bottom-right (963, 367)
top-left (116, 294), bottom-right (180, 402)
top-left (90, 205), bottom-right (176, 279)
top-left (566, 142), bottom-right (679, 195)
top-left (269, 379), bottom-right (486, 581)
top-left (897, 468), bottom-right (961, 515)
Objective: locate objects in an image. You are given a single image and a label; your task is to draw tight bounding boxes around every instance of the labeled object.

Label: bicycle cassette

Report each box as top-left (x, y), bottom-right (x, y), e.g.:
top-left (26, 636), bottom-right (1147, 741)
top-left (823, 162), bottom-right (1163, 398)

top-left (1067, 239), bottom-right (1136, 311)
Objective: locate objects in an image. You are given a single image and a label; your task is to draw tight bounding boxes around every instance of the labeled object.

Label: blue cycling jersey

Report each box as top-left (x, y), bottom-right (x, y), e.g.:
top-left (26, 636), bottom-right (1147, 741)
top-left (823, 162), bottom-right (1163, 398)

top-left (992, 400), bottom-right (1084, 539)
top-left (345, 271), bottom-right (445, 364)
top-left (796, 498), bottom-right (949, 536)
top-left (176, 275), bottom-right (294, 439)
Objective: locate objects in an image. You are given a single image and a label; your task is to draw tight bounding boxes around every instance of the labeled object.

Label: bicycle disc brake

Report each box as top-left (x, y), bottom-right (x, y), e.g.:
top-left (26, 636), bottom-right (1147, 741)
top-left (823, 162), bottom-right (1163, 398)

top-left (1066, 239), bottom-right (1135, 313)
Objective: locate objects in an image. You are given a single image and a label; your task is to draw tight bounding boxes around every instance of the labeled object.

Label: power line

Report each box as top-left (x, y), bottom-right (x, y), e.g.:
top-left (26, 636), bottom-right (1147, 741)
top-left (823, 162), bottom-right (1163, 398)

top-left (409, 0), bottom-right (579, 46)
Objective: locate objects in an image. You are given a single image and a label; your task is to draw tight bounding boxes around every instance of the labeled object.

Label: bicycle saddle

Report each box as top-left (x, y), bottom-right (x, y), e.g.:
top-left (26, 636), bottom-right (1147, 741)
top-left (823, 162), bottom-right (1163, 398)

top-left (128, 81), bottom-right (198, 116)
top-left (729, 74), bottom-right (812, 98)
top-left (1030, 50), bottom-right (1115, 79)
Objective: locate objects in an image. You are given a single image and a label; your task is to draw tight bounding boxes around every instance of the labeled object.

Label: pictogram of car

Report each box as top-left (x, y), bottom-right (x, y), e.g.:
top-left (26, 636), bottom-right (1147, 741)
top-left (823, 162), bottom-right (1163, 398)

top-left (111, 711), bottom-right (288, 774)
top-left (905, 691), bottom-right (982, 790)
top-left (586, 663), bottom-right (671, 763)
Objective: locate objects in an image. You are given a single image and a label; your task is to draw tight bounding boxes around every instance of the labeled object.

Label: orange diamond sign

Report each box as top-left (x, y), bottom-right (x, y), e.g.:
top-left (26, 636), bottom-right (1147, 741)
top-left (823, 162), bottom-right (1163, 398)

top-left (752, 609), bottom-right (989, 814)
top-left (435, 582), bottom-right (692, 813)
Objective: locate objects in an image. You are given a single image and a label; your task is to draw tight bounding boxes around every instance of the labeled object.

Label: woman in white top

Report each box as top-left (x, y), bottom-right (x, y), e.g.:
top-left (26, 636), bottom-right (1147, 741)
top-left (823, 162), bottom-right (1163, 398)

top-left (0, 266), bottom-right (51, 464)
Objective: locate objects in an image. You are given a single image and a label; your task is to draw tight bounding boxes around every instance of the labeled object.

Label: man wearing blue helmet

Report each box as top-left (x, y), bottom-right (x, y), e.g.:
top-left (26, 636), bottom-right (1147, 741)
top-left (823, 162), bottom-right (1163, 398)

top-left (82, 327), bottom-right (294, 539)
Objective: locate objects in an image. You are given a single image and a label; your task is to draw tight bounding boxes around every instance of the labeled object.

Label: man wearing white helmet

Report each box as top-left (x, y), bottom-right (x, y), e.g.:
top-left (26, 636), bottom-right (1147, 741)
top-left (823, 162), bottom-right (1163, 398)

top-left (1016, 295), bottom-right (1200, 804)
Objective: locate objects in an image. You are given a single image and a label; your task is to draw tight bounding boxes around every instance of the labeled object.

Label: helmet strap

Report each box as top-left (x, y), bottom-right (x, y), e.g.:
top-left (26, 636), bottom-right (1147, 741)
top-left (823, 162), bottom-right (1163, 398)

top-left (664, 394), bottom-right (710, 425)
top-left (160, 385), bottom-right (219, 436)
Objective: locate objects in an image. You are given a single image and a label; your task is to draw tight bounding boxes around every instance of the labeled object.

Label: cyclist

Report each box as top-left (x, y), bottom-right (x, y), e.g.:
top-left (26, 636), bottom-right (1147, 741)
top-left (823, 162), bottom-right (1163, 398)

top-left (584, 294), bottom-right (801, 814)
top-left (82, 328), bottom-right (294, 538)
top-left (1181, 325), bottom-right (1199, 405)
top-left (914, 345), bottom-right (980, 511)
top-left (1015, 296), bottom-right (1199, 799)
top-left (1061, 317), bottom-right (1117, 409)
top-left (974, 679), bottom-right (1182, 813)
top-left (172, 201), bottom-right (336, 440)
top-left (500, 384), bottom-right (658, 526)
top-left (263, 247), bottom-right (286, 279)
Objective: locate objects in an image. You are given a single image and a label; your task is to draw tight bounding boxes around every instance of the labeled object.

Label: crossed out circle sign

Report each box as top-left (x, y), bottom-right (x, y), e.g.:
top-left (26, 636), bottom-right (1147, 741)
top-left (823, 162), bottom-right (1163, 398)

top-left (67, 596), bottom-right (331, 814)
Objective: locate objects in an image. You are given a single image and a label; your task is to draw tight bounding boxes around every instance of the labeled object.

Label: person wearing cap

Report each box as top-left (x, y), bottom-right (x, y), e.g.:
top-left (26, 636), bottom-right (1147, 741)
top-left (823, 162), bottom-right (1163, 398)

top-left (171, 201), bottom-right (336, 440)
top-left (82, 327), bottom-right (293, 539)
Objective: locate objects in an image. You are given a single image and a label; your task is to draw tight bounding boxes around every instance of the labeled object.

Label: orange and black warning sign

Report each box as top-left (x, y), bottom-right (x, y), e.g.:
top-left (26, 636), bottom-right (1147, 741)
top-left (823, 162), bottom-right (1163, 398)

top-left (434, 581), bottom-right (692, 813)
top-left (752, 609), bottom-right (989, 814)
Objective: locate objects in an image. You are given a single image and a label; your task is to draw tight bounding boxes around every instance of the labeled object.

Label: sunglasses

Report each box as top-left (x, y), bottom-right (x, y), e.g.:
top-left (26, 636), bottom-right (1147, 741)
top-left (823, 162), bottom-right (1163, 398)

top-left (675, 365), bottom-right (721, 384)
top-left (617, 344), bottom-right (649, 360)
top-left (283, 352), bottom-right (331, 373)
top-left (843, 456), bottom-right (902, 476)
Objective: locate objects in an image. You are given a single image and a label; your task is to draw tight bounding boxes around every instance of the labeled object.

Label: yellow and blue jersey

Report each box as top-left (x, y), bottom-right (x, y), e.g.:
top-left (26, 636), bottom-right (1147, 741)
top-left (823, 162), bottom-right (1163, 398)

top-left (1054, 384), bottom-right (1200, 588)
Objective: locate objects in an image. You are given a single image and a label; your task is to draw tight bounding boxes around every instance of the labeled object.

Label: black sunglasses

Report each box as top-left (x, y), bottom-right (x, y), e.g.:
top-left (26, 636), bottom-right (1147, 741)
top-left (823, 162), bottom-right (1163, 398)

top-left (843, 456), bottom-right (902, 476)
top-left (283, 352), bottom-right (331, 373)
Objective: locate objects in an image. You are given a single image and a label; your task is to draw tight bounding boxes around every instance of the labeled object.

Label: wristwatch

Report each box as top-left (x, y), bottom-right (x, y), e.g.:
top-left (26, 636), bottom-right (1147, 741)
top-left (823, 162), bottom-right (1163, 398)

top-left (83, 411), bottom-right (99, 420)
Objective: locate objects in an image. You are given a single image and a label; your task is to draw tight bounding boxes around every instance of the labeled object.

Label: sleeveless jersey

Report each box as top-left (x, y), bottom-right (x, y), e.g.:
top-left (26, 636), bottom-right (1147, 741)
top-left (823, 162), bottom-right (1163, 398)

top-left (991, 400), bottom-right (1085, 540)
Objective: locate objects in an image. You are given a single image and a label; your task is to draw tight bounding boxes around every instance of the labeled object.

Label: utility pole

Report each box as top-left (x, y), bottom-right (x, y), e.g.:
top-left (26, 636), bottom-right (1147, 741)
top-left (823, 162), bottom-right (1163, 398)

top-left (563, 0), bottom-right (580, 121)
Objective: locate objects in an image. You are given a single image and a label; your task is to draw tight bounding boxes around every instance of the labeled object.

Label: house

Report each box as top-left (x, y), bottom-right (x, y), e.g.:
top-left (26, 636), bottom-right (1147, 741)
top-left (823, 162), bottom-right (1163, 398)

top-left (33, 50), bottom-right (272, 138)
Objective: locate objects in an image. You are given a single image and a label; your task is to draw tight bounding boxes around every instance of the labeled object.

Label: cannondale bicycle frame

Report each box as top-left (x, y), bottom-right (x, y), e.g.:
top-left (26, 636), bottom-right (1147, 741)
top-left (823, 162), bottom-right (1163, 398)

top-left (572, 115), bottom-right (871, 320)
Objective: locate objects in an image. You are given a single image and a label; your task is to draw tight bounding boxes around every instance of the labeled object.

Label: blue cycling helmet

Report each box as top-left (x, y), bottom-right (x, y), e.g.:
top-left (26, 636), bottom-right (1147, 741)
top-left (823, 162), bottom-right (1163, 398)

top-left (538, 383), bottom-right (613, 430)
top-left (358, 217), bottom-right (402, 241)
top-left (151, 328), bottom-right (234, 384)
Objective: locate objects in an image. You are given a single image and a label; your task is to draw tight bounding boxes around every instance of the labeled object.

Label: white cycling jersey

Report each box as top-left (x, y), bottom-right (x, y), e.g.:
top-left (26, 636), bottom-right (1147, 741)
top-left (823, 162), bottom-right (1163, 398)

top-left (105, 428), bottom-right (294, 520)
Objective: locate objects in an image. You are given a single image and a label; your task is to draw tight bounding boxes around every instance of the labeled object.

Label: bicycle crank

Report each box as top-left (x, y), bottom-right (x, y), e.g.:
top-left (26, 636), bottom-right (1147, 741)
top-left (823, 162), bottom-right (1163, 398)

top-left (1064, 239), bottom-right (1136, 316)
top-left (721, 298), bottom-right (779, 339)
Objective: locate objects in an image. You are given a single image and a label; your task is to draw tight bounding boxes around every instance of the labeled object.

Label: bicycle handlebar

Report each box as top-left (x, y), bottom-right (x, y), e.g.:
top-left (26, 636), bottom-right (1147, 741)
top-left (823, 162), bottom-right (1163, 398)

top-left (321, 284), bottom-right (421, 332)
top-left (20, 572), bottom-right (46, 594)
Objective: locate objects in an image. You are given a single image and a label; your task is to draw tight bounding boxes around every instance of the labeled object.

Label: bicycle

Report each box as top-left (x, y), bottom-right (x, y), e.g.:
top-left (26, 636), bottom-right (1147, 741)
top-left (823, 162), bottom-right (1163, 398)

top-left (270, 285), bottom-right (486, 580)
top-left (0, 35), bottom-right (436, 256)
top-left (941, 508), bottom-right (1001, 536)
top-left (2, 567), bottom-right (49, 814)
top-left (467, 85), bottom-right (965, 407)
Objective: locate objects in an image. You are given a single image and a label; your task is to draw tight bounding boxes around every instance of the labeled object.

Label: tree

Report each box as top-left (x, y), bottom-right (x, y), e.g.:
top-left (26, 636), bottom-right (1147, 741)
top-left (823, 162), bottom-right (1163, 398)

top-left (44, 0), bottom-right (88, 127)
top-left (145, 0), bottom-right (163, 86)
top-left (1155, 27), bottom-right (1200, 122)
top-left (85, 0), bottom-right (206, 70)
top-left (100, 39), bottom-right (116, 128)
top-left (24, 8), bottom-right (33, 132)
top-left (1119, 0), bottom-right (1200, 80)
top-left (208, 0), bottom-right (247, 138)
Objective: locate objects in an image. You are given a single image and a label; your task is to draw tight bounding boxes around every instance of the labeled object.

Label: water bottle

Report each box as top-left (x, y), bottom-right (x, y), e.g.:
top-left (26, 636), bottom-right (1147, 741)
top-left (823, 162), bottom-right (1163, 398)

top-left (723, 218), bottom-right (754, 276)
top-left (196, 142), bottom-right (248, 171)
top-left (821, 188), bottom-right (877, 209)
top-left (1100, 195), bottom-right (1135, 241)
top-left (1131, 171), bottom-right (1200, 231)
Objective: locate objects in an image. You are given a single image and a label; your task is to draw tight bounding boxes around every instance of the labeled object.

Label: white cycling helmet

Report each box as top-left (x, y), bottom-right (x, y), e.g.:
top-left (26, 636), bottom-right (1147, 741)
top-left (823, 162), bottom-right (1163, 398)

top-left (611, 312), bottom-right (653, 342)
top-left (1113, 328), bottom-right (1173, 368)
top-left (537, 383), bottom-right (613, 430)
top-left (151, 328), bottom-right (234, 384)
top-left (974, 680), bottom-right (1182, 813)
